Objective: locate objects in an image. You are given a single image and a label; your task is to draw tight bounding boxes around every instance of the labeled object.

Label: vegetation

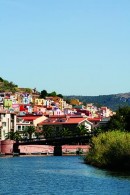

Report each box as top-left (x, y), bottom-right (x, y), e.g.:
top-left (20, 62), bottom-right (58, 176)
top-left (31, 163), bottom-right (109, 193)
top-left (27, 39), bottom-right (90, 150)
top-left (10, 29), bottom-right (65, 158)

top-left (0, 77), bottom-right (18, 93)
top-left (23, 126), bottom-right (36, 140)
top-left (85, 106), bottom-right (130, 171)
top-left (42, 125), bottom-right (89, 139)
top-left (84, 131), bottom-right (130, 171)
top-left (6, 131), bottom-right (22, 141)
top-left (107, 106), bottom-right (130, 132)
top-left (92, 106), bottom-right (130, 137)
top-left (40, 89), bottom-right (63, 99)
top-left (65, 93), bottom-right (130, 111)
top-left (0, 77), bottom-right (32, 93)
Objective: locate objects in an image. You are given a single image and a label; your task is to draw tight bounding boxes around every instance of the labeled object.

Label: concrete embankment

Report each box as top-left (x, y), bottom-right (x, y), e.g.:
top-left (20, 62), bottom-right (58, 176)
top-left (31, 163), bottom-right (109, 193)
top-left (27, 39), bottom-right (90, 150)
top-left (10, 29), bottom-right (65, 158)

top-left (0, 140), bottom-right (91, 156)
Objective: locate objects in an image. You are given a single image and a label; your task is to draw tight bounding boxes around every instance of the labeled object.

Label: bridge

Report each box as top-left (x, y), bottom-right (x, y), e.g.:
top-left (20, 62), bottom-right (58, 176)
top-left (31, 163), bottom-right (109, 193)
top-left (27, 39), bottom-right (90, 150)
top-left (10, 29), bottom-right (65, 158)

top-left (13, 134), bottom-right (93, 156)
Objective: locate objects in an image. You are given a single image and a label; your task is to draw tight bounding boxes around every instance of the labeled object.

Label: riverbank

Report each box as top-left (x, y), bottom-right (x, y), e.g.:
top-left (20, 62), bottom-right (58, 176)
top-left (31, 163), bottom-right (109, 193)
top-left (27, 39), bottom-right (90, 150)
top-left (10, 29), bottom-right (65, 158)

top-left (0, 144), bottom-right (90, 157)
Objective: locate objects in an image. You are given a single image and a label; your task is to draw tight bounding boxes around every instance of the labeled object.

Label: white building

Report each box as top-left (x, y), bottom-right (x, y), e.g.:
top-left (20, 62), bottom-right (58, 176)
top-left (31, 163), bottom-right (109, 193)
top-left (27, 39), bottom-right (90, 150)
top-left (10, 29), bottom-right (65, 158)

top-left (0, 111), bottom-right (16, 140)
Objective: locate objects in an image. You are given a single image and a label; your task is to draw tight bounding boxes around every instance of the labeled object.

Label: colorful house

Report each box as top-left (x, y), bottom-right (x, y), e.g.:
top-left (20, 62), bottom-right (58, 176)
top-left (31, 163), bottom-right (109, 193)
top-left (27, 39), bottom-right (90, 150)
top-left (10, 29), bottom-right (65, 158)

top-left (4, 99), bottom-right (12, 109)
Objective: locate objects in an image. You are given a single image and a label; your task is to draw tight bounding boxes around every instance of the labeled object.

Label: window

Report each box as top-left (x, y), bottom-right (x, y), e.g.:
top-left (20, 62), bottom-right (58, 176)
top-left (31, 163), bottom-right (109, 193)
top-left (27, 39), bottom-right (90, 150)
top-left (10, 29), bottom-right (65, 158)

top-left (18, 126), bottom-right (21, 131)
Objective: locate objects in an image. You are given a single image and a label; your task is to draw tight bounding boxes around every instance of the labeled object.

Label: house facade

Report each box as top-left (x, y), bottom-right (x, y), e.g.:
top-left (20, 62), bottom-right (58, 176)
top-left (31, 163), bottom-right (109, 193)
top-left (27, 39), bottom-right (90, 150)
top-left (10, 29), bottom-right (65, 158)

top-left (0, 111), bottom-right (16, 140)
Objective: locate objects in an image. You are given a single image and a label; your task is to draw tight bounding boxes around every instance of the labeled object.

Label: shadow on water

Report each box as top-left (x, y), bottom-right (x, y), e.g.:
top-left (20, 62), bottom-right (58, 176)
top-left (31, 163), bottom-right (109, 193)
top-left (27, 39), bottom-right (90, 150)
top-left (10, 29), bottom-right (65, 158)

top-left (104, 169), bottom-right (130, 179)
top-left (80, 156), bottom-right (130, 180)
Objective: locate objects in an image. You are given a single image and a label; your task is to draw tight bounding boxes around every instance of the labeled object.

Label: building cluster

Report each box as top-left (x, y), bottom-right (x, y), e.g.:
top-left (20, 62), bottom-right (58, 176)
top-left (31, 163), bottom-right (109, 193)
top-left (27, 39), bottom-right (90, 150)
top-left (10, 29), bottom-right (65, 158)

top-left (0, 89), bottom-right (114, 140)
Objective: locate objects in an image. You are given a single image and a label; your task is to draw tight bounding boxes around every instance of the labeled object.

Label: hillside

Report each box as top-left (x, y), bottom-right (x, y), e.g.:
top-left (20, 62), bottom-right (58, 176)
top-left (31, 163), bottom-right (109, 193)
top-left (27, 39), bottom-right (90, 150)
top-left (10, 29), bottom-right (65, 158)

top-left (0, 77), bottom-right (32, 93)
top-left (65, 93), bottom-right (130, 111)
top-left (1, 77), bottom-right (130, 111)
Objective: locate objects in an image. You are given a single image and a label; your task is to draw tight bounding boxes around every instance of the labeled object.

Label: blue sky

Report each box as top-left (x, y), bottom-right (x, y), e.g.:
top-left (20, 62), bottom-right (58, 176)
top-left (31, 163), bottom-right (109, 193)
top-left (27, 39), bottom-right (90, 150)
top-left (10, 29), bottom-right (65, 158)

top-left (0, 0), bottom-right (130, 96)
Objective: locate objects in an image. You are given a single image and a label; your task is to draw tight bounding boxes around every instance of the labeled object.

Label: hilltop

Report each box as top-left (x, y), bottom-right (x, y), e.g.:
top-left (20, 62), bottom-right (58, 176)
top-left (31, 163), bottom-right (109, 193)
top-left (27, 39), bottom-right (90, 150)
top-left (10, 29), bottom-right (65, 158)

top-left (0, 77), bottom-right (32, 93)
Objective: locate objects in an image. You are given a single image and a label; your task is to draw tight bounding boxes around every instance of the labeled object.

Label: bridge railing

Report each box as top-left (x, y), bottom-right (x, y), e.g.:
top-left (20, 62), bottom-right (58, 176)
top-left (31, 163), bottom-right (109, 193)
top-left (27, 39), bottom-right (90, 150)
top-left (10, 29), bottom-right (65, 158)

top-left (18, 132), bottom-right (94, 145)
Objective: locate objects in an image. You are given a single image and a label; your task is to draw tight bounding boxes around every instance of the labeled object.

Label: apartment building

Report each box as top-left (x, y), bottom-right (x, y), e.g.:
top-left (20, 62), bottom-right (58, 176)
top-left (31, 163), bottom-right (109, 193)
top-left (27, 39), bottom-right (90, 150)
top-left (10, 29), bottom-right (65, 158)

top-left (0, 111), bottom-right (16, 140)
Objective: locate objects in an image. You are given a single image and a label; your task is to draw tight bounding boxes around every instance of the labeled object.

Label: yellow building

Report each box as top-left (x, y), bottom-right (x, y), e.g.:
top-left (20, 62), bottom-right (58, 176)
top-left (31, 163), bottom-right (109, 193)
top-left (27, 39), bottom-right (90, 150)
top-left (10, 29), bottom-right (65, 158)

top-left (70, 99), bottom-right (80, 106)
top-left (33, 98), bottom-right (45, 106)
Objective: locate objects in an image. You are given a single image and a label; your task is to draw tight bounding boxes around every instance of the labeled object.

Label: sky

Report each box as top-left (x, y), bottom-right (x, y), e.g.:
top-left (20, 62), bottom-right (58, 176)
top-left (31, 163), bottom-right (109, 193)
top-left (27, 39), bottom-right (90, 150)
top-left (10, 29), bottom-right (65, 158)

top-left (0, 0), bottom-right (130, 96)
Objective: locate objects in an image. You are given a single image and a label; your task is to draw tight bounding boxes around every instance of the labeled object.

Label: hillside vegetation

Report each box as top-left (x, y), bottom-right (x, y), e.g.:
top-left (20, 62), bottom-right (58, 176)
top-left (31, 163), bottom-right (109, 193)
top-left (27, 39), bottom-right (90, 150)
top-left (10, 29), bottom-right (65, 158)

top-left (65, 93), bottom-right (130, 111)
top-left (0, 77), bottom-right (32, 93)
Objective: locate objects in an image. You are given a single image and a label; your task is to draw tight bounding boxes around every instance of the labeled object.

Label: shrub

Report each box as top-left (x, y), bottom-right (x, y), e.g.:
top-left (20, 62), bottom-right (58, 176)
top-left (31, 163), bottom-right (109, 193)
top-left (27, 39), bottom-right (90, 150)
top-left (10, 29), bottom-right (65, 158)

top-left (84, 131), bottom-right (130, 170)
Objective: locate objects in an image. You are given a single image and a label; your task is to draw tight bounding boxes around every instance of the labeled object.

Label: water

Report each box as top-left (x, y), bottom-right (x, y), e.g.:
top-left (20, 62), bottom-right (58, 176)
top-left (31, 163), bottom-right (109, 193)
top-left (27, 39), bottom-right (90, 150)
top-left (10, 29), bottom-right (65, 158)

top-left (0, 156), bottom-right (130, 195)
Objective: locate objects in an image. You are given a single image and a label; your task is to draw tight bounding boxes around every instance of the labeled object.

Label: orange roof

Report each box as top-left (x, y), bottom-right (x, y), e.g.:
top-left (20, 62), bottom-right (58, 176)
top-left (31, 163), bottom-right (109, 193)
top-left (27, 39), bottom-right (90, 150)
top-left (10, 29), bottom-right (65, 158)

top-left (65, 118), bottom-right (86, 124)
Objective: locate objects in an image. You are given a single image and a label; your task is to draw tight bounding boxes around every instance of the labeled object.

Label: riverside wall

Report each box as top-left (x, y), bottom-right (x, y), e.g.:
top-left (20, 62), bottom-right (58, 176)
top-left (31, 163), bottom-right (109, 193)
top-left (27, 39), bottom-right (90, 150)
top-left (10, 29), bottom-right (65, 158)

top-left (0, 139), bottom-right (90, 155)
top-left (0, 140), bottom-right (14, 154)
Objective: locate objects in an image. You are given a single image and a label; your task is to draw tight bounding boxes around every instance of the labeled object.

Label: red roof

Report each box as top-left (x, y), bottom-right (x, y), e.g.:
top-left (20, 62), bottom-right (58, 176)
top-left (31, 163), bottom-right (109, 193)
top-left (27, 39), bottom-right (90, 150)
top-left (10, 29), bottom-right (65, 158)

top-left (65, 118), bottom-right (86, 124)
top-left (39, 117), bottom-right (89, 125)
top-left (87, 117), bottom-right (101, 122)
top-left (101, 107), bottom-right (107, 110)
top-left (18, 116), bottom-right (40, 121)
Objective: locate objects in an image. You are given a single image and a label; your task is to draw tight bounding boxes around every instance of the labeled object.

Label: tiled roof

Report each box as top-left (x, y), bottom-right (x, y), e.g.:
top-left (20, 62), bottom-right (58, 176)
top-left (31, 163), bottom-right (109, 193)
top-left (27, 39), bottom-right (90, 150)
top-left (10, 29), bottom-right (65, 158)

top-left (39, 117), bottom-right (89, 125)
top-left (87, 118), bottom-right (101, 122)
top-left (18, 116), bottom-right (40, 121)
top-left (65, 118), bottom-right (86, 124)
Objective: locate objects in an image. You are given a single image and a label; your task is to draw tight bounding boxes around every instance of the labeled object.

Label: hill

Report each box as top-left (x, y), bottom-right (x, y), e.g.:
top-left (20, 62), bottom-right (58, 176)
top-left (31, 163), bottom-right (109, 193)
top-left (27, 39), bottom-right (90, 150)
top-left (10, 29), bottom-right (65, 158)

top-left (0, 77), bottom-right (32, 93)
top-left (65, 93), bottom-right (130, 111)
top-left (1, 77), bottom-right (130, 111)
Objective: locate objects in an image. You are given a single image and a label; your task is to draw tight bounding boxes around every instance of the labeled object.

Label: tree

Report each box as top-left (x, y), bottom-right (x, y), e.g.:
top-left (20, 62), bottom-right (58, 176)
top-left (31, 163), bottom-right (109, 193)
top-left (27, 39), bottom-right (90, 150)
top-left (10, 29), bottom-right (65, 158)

top-left (84, 131), bottom-right (130, 170)
top-left (40, 90), bottom-right (48, 98)
top-left (107, 106), bottom-right (130, 132)
top-left (0, 77), bottom-right (3, 82)
top-left (57, 94), bottom-right (63, 98)
top-left (61, 128), bottom-right (70, 137)
top-left (42, 126), bottom-right (55, 139)
top-left (6, 131), bottom-right (22, 141)
top-left (48, 91), bottom-right (57, 97)
top-left (23, 126), bottom-right (36, 140)
top-left (76, 125), bottom-right (89, 136)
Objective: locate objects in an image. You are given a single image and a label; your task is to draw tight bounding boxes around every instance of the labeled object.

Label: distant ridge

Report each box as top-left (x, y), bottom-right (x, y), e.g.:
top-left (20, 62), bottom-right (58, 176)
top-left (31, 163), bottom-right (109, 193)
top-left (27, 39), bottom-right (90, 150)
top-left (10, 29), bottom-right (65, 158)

top-left (65, 92), bottom-right (130, 111)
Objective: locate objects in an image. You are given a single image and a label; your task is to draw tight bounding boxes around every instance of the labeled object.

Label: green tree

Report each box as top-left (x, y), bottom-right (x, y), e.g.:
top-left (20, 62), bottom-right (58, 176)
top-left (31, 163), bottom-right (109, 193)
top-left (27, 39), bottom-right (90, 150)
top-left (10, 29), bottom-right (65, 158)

top-left (6, 131), bottom-right (22, 141)
top-left (107, 106), bottom-right (130, 132)
top-left (35, 131), bottom-right (42, 139)
top-left (79, 125), bottom-right (88, 135)
top-left (84, 131), bottom-right (130, 170)
top-left (42, 126), bottom-right (55, 138)
top-left (23, 126), bottom-right (36, 140)
top-left (48, 91), bottom-right (57, 97)
top-left (61, 128), bottom-right (70, 137)
top-left (0, 77), bottom-right (3, 82)
top-left (57, 94), bottom-right (63, 98)
top-left (40, 90), bottom-right (48, 98)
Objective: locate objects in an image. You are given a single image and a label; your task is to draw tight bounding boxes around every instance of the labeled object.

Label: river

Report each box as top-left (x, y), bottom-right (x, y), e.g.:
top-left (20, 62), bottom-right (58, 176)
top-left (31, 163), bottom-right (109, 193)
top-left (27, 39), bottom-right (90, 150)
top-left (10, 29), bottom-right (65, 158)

top-left (0, 156), bottom-right (130, 195)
